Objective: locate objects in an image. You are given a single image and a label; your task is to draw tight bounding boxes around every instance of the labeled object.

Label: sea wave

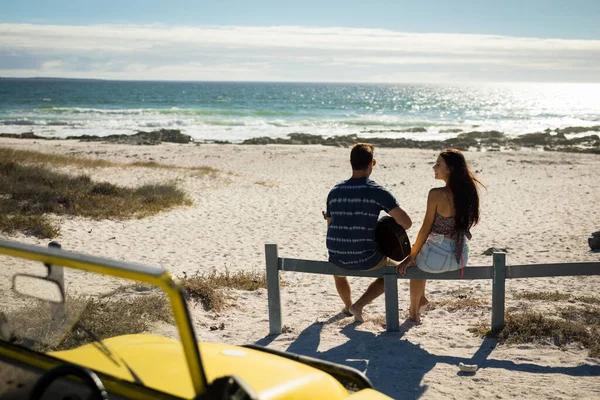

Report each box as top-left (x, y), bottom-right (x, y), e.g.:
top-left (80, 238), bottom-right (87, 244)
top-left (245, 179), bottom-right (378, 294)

top-left (36, 106), bottom-right (304, 118)
top-left (41, 107), bottom-right (148, 115)
top-left (1, 118), bottom-right (80, 127)
top-left (1, 119), bottom-right (35, 125)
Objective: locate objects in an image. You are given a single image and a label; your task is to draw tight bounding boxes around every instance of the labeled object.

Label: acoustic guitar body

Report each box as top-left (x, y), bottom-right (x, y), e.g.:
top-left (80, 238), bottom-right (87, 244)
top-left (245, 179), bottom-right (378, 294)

top-left (374, 216), bottom-right (412, 261)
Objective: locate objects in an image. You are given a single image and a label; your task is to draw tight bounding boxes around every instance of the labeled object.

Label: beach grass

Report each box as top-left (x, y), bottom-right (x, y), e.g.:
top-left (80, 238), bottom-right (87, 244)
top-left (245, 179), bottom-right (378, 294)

top-left (576, 296), bottom-right (600, 305)
top-left (254, 180), bottom-right (278, 188)
top-left (446, 287), bottom-right (474, 296)
top-left (6, 293), bottom-right (172, 352)
top-left (430, 298), bottom-right (488, 312)
top-left (513, 291), bottom-right (600, 304)
top-left (469, 308), bottom-right (600, 358)
top-left (0, 147), bottom-right (116, 169)
top-left (0, 160), bottom-right (192, 238)
top-left (513, 291), bottom-right (571, 301)
top-left (179, 269), bottom-right (269, 311)
top-left (0, 146), bottom-right (220, 175)
top-left (6, 270), bottom-right (270, 351)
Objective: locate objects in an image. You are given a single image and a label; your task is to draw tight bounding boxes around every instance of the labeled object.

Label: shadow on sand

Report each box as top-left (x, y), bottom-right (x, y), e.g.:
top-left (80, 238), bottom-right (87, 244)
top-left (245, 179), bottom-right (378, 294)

top-left (255, 313), bottom-right (600, 399)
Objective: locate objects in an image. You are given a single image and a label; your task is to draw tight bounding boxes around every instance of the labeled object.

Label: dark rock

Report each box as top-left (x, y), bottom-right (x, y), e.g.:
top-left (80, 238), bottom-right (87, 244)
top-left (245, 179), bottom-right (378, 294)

top-left (513, 132), bottom-right (571, 146)
top-left (287, 133), bottom-right (325, 144)
top-left (442, 137), bottom-right (478, 151)
top-left (209, 322), bottom-right (225, 331)
top-left (458, 130), bottom-right (505, 140)
top-left (401, 127), bottom-right (427, 133)
top-left (440, 129), bottom-right (463, 133)
top-left (0, 131), bottom-right (50, 140)
top-left (241, 136), bottom-right (278, 145)
top-left (513, 132), bottom-right (552, 145)
top-left (67, 129), bottom-right (193, 145)
top-left (482, 247), bottom-right (508, 256)
top-left (555, 126), bottom-right (600, 135)
top-left (569, 135), bottom-right (600, 145)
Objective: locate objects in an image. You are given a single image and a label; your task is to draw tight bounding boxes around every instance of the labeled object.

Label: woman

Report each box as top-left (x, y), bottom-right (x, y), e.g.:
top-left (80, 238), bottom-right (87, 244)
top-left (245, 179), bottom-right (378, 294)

top-left (397, 148), bottom-right (485, 323)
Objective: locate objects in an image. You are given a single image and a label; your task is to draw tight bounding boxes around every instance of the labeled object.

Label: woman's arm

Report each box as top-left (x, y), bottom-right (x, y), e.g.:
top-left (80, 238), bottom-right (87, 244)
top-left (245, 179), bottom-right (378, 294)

top-left (409, 189), bottom-right (438, 258)
top-left (397, 189), bottom-right (438, 274)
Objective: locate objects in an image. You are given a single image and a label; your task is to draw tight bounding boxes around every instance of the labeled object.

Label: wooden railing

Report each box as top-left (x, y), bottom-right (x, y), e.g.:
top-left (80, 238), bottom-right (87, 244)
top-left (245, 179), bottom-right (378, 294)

top-left (265, 243), bottom-right (600, 335)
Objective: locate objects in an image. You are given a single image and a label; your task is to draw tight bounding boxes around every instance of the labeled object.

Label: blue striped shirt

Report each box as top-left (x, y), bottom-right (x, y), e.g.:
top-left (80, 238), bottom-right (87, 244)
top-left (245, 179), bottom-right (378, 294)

top-left (326, 178), bottom-right (399, 270)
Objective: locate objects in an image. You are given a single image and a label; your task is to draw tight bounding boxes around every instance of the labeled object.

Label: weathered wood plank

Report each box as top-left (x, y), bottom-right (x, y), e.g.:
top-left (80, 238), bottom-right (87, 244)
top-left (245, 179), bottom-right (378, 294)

top-left (508, 262), bottom-right (600, 278)
top-left (492, 253), bottom-right (506, 333)
top-left (279, 258), bottom-right (493, 280)
top-left (384, 274), bottom-right (399, 332)
top-left (265, 244), bottom-right (282, 335)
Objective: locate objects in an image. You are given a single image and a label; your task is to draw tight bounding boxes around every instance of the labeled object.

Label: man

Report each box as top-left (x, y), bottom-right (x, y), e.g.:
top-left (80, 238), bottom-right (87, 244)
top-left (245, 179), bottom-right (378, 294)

top-left (325, 143), bottom-right (412, 322)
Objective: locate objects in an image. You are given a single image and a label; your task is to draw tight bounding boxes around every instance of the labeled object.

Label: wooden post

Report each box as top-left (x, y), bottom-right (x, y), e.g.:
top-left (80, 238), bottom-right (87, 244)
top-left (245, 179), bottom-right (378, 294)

top-left (46, 241), bottom-right (66, 322)
top-left (383, 274), bottom-right (399, 332)
top-left (491, 252), bottom-right (506, 333)
top-left (265, 244), bottom-right (282, 335)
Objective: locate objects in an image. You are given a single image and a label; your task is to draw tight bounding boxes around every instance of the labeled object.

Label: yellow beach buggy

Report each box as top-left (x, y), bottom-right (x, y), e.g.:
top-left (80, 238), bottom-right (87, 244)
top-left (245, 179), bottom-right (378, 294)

top-left (0, 239), bottom-right (390, 400)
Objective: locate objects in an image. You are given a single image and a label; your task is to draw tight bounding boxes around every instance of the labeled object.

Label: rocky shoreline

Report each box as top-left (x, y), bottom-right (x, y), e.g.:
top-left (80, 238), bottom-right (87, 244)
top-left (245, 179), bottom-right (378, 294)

top-left (1, 126), bottom-right (599, 154)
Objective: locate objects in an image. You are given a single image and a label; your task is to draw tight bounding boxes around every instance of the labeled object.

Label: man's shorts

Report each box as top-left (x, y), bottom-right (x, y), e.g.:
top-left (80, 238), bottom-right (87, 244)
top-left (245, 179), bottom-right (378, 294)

top-left (333, 255), bottom-right (397, 275)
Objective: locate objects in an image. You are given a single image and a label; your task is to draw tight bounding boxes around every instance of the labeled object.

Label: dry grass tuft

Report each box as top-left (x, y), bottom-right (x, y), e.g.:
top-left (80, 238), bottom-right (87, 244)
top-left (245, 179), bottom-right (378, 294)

top-left (469, 308), bottom-right (600, 358)
top-left (254, 180), bottom-right (277, 188)
top-left (446, 287), bottom-right (474, 296)
top-left (372, 314), bottom-right (387, 329)
top-left (513, 291), bottom-right (600, 306)
top-left (430, 298), bottom-right (488, 312)
top-left (513, 291), bottom-right (571, 302)
top-left (130, 160), bottom-right (219, 175)
top-left (6, 292), bottom-right (172, 352)
top-left (179, 276), bottom-right (226, 312)
top-left (196, 268), bottom-right (268, 291)
top-left (576, 296), bottom-right (600, 305)
top-left (0, 147), bottom-right (116, 169)
top-left (0, 147), bottom-right (220, 176)
top-left (0, 214), bottom-right (59, 238)
top-left (178, 269), bottom-right (269, 312)
top-left (0, 161), bottom-right (191, 238)
top-left (560, 305), bottom-right (600, 326)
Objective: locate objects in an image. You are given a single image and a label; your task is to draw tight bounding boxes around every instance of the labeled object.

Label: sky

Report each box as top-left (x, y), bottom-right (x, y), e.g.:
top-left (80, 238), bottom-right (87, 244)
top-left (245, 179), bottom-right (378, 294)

top-left (1, 0), bottom-right (599, 83)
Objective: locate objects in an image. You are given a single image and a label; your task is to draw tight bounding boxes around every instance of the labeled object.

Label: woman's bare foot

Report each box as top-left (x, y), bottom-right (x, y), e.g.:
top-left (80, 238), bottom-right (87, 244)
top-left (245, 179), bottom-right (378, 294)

top-left (341, 306), bottom-right (352, 317)
top-left (408, 312), bottom-right (421, 323)
top-left (348, 304), bottom-right (364, 323)
top-left (418, 297), bottom-right (430, 315)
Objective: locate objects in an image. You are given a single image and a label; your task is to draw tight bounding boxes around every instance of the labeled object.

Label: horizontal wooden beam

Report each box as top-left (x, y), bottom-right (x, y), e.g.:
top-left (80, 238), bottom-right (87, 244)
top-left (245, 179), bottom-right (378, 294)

top-left (279, 258), bottom-right (600, 280)
top-left (508, 262), bottom-right (600, 278)
top-left (279, 258), bottom-right (493, 280)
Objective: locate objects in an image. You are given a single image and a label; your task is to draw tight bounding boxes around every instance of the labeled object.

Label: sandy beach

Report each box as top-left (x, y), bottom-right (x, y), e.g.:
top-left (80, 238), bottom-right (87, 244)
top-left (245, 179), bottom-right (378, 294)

top-left (1, 138), bottom-right (599, 399)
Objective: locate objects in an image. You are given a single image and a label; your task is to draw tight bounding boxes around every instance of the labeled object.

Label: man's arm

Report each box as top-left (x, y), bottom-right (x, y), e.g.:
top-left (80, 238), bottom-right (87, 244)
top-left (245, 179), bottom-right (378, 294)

top-left (388, 206), bottom-right (412, 230)
top-left (322, 210), bottom-right (332, 225)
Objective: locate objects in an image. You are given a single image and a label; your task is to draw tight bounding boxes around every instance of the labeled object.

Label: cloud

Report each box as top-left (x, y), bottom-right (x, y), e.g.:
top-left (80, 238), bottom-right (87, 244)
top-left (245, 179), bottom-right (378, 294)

top-left (0, 23), bottom-right (599, 82)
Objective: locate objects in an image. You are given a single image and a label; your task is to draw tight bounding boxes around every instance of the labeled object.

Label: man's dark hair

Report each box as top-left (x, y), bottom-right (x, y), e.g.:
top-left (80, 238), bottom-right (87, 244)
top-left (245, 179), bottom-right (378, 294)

top-left (350, 143), bottom-right (374, 170)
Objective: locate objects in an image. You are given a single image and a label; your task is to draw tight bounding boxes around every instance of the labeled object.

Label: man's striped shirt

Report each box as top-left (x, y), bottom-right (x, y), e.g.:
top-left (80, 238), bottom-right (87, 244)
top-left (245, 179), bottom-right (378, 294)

top-left (326, 177), bottom-right (399, 270)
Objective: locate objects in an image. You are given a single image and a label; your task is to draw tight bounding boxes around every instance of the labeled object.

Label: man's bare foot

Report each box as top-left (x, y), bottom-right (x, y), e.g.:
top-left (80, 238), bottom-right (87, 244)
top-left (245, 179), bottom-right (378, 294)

top-left (348, 304), bottom-right (364, 323)
top-left (341, 306), bottom-right (352, 317)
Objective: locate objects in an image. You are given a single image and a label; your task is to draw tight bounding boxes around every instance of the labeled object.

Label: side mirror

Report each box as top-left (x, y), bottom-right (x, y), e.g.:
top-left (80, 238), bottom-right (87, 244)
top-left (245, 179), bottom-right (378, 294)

top-left (12, 274), bottom-right (65, 304)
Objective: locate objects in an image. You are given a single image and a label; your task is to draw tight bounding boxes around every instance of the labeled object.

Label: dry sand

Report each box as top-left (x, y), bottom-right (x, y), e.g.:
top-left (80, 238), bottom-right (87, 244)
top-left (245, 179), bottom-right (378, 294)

top-left (1, 138), bottom-right (599, 399)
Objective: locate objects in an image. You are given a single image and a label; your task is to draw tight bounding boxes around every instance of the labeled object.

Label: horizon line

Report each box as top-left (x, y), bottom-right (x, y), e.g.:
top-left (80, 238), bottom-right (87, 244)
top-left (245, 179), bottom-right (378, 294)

top-left (2, 76), bottom-right (599, 85)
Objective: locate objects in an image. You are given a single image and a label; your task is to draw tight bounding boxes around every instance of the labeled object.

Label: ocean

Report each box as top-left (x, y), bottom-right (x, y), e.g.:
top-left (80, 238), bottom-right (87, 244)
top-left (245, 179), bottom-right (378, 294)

top-left (1, 79), bottom-right (599, 143)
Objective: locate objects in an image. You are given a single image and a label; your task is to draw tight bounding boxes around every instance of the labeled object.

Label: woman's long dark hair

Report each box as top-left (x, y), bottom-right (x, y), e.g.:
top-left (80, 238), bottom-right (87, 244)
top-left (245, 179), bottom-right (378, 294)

top-left (440, 148), bottom-right (485, 232)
